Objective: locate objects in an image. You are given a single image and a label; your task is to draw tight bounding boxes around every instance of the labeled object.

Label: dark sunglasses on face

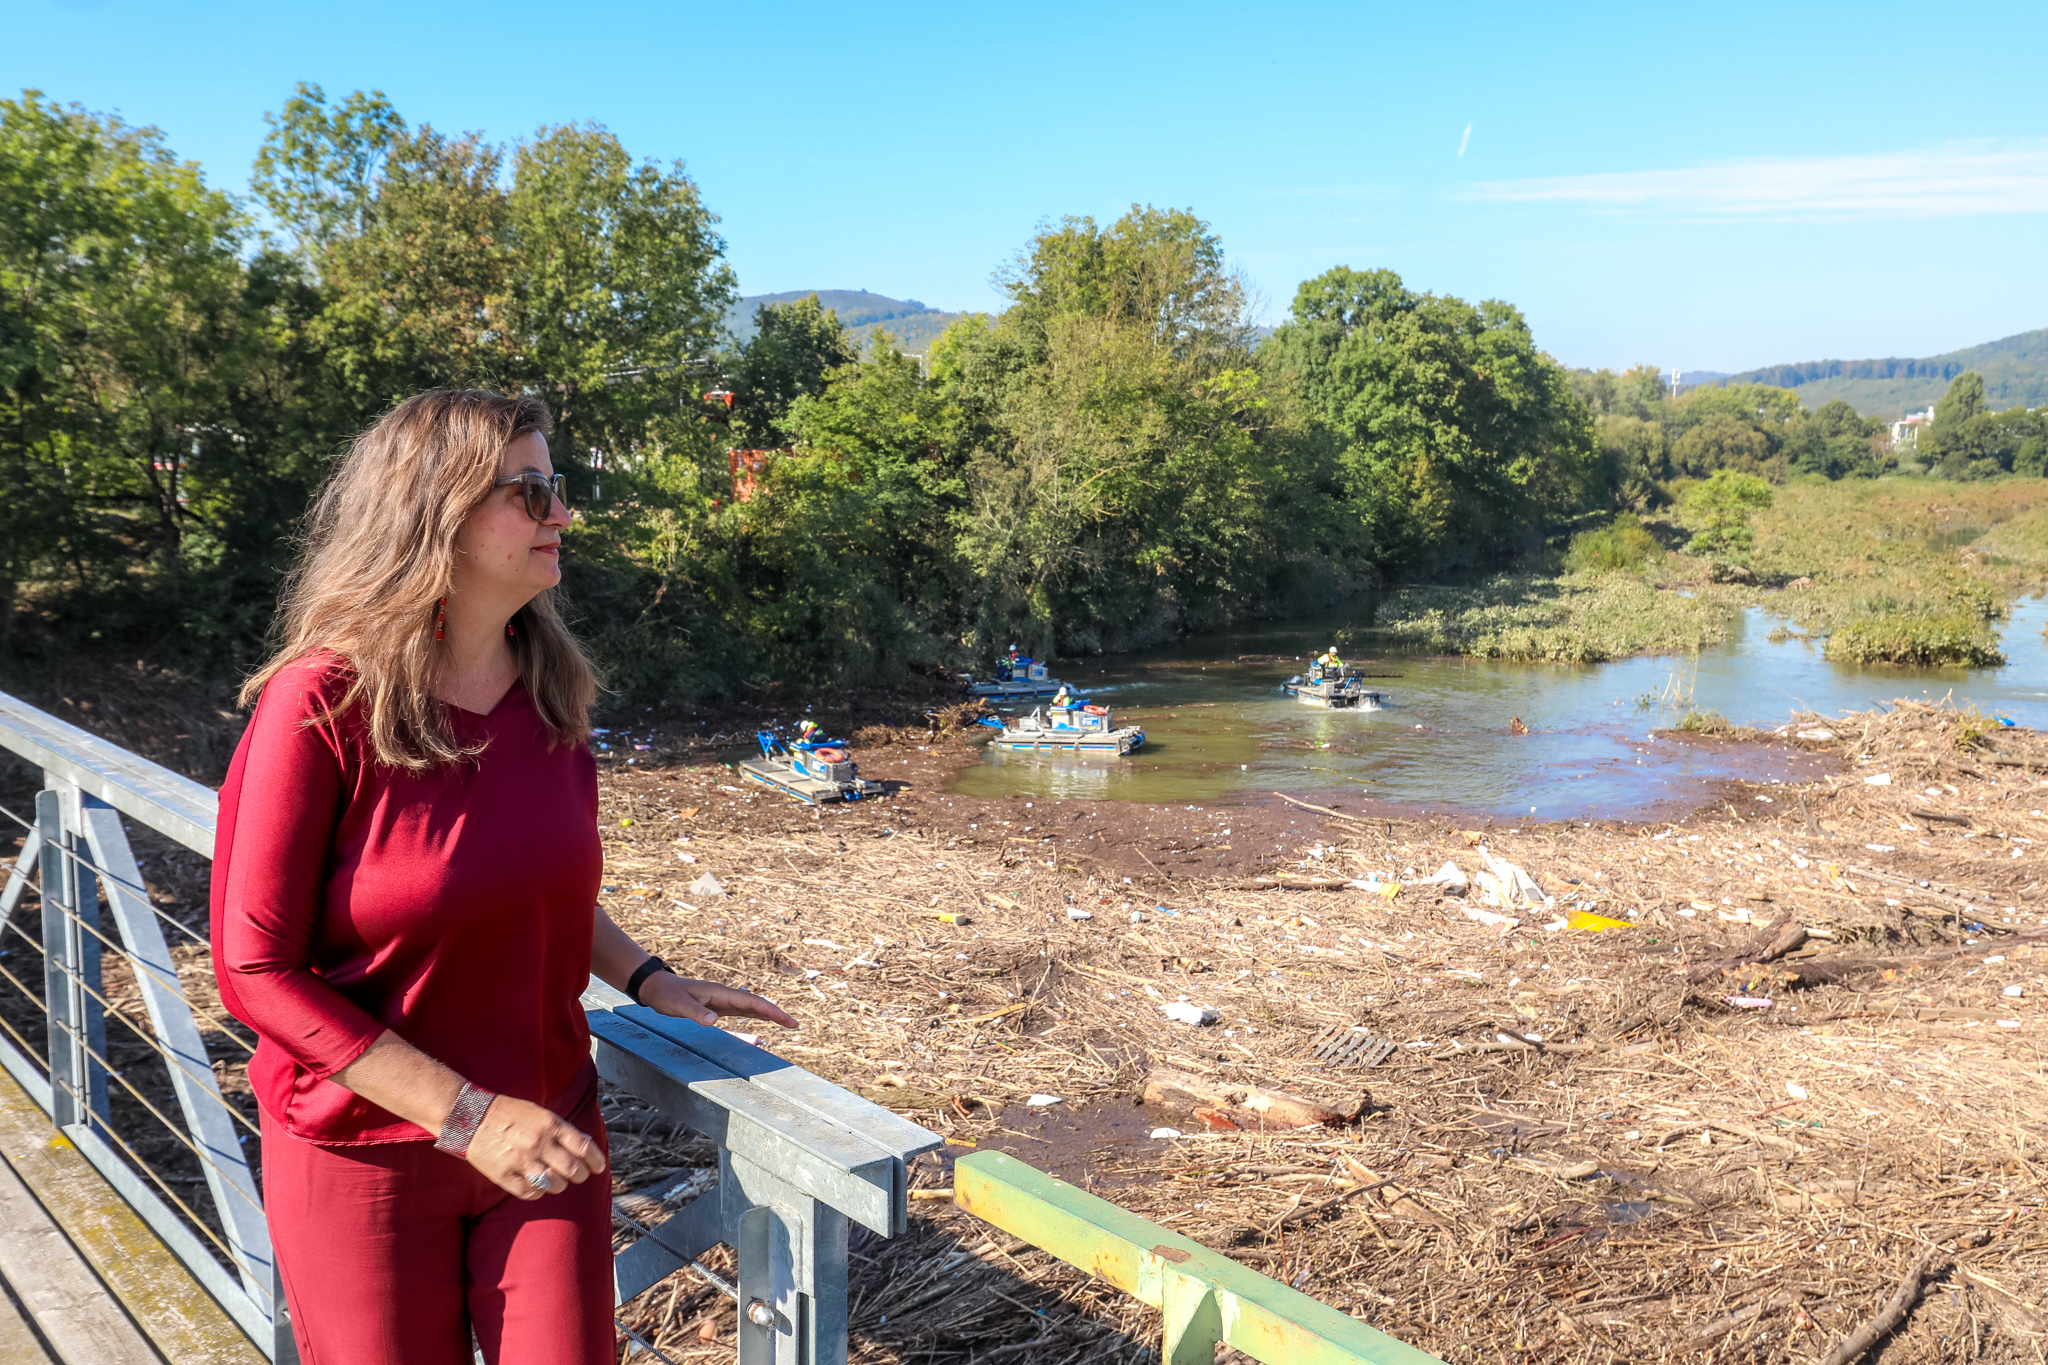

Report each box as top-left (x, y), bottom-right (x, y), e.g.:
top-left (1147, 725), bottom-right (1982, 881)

top-left (493, 472), bottom-right (568, 522)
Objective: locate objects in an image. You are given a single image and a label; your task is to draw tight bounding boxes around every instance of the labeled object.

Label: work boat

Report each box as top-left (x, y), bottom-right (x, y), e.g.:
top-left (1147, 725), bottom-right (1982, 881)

top-left (1283, 665), bottom-right (1385, 709)
top-left (957, 655), bottom-right (1066, 702)
top-left (739, 730), bottom-right (885, 803)
top-left (982, 700), bottom-right (1145, 755)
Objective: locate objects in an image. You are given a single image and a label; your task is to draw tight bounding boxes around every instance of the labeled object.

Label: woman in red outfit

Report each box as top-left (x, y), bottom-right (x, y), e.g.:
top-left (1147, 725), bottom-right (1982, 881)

top-left (210, 390), bottom-right (795, 1365)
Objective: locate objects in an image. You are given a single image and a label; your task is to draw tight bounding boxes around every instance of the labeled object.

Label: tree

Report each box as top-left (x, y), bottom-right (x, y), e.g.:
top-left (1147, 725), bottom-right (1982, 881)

top-left (1, 90), bottom-right (265, 646)
top-left (1933, 371), bottom-right (1988, 429)
top-left (1595, 414), bottom-right (1667, 509)
top-left (1682, 470), bottom-right (1774, 559)
top-left (1671, 416), bottom-right (1777, 480)
top-left (725, 294), bottom-right (858, 449)
top-left (1264, 266), bottom-right (1597, 573)
top-left (1784, 399), bottom-right (1883, 479)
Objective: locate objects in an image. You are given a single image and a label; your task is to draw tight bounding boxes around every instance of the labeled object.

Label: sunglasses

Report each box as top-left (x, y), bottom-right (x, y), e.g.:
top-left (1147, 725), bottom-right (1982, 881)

top-left (492, 472), bottom-right (568, 522)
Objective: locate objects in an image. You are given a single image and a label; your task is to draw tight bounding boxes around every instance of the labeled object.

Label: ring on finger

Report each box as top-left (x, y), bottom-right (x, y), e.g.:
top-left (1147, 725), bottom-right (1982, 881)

top-left (526, 1171), bottom-right (552, 1192)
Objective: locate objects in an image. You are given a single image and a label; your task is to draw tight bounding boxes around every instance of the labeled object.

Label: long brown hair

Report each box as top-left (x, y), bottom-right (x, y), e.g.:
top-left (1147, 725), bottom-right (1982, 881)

top-left (243, 389), bottom-right (598, 769)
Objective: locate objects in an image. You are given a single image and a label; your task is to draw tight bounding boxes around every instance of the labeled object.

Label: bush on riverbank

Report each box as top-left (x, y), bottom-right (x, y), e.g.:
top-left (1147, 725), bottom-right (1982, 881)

top-left (1563, 515), bottom-right (1659, 573)
top-left (1822, 611), bottom-right (2006, 667)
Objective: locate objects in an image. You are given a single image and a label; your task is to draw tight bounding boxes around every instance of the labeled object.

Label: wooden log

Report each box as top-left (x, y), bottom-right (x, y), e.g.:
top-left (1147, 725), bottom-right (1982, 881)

top-left (1141, 1067), bottom-right (1361, 1129)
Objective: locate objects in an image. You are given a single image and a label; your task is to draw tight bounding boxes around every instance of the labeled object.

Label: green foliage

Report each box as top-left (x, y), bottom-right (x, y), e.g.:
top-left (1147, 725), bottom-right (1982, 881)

top-left (724, 294), bottom-right (859, 448)
top-left (1823, 611), bottom-right (2004, 667)
top-left (1264, 266), bottom-right (1596, 574)
top-left (1565, 515), bottom-right (1659, 573)
top-left (1918, 372), bottom-right (2047, 479)
top-left (1682, 470), bottom-right (1774, 559)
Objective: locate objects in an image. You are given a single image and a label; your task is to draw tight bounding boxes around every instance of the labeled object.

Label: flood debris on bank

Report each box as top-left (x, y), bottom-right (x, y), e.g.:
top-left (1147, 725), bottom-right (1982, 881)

top-left (589, 697), bottom-right (2048, 1363)
top-left (5, 695), bottom-right (2043, 1364)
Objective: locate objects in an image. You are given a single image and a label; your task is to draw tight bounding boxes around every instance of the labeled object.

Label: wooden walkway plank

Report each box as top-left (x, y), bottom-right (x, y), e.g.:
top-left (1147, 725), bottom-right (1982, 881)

top-left (0, 1270), bottom-right (58, 1363)
top-left (0, 1148), bottom-right (158, 1363)
top-left (0, 1066), bottom-right (265, 1365)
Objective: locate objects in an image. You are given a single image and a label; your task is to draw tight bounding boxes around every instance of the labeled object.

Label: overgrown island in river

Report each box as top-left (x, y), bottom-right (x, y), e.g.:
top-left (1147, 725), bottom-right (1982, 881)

top-left (6, 84), bottom-right (2048, 706)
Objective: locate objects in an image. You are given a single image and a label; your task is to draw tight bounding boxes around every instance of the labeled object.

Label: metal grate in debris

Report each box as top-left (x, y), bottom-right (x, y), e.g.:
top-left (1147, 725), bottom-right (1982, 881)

top-left (1304, 1023), bottom-right (1397, 1069)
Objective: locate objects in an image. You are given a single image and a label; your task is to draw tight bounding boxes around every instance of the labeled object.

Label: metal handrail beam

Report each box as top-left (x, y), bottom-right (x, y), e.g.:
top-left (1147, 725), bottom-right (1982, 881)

top-left (0, 693), bottom-right (217, 857)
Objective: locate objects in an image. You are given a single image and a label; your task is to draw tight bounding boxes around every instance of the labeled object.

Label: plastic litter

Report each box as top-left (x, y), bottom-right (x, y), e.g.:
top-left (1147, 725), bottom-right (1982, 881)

top-left (1784, 1081), bottom-right (1808, 1100)
top-left (1567, 908), bottom-right (1633, 932)
top-left (1473, 848), bottom-right (1551, 910)
top-left (1159, 1002), bottom-right (1221, 1025)
top-left (1796, 728), bottom-right (1837, 740)
top-left (689, 871), bottom-right (725, 898)
top-left (1724, 996), bottom-right (1774, 1009)
top-left (2003, 984), bottom-right (2025, 998)
top-left (1025, 1094), bottom-right (1063, 1107)
top-left (1863, 772), bottom-right (1893, 786)
top-left (1418, 861), bottom-right (1469, 889)
top-left (1066, 907), bottom-right (1093, 921)
top-left (1149, 1127), bottom-right (1182, 1140)
top-left (1462, 906), bottom-right (1519, 930)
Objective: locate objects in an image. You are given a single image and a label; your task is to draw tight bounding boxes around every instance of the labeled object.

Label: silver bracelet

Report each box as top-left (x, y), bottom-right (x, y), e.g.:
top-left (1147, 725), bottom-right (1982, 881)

top-left (433, 1081), bottom-right (497, 1157)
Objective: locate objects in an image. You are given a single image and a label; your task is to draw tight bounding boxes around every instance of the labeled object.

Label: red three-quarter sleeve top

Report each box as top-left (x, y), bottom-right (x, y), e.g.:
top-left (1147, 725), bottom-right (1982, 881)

top-left (209, 655), bottom-right (603, 1144)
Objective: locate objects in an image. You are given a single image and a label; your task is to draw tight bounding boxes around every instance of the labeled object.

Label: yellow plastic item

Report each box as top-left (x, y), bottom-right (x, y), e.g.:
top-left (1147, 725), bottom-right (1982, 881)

top-left (1566, 908), bottom-right (1633, 932)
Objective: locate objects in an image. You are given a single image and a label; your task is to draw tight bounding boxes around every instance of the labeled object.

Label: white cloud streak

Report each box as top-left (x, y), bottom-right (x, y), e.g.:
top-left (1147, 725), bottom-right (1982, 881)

top-left (1464, 143), bottom-right (2048, 219)
top-left (1457, 123), bottom-right (1472, 159)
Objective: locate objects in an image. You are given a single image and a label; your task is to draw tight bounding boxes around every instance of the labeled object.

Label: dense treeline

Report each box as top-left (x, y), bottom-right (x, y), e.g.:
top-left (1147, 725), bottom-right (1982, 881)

top-left (1571, 364), bottom-right (2048, 497)
top-left (2, 86), bottom-right (2038, 699)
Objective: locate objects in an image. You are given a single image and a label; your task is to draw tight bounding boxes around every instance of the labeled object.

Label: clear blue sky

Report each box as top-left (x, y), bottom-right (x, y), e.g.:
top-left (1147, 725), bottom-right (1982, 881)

top-left (9, 0), bottom-right (2047, 373)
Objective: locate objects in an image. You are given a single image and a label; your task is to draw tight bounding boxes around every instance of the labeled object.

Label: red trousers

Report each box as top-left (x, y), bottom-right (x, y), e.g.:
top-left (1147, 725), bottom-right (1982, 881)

top-left (261, 1068), bottom-right (613, 1365)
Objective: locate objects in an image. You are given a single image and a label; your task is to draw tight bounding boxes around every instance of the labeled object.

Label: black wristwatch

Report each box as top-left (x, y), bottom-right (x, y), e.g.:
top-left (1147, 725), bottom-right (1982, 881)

top-left (626, 955), bottom-right (673, 1005)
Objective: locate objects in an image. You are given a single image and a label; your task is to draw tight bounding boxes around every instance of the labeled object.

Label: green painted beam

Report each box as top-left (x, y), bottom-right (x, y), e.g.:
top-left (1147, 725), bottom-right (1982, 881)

top-left (954, 1151), bottom-right (1443, 1365)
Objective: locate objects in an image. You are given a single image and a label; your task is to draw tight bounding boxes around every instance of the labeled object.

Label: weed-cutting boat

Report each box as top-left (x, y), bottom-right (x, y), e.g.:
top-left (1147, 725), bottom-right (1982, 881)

top-left (980, 700), bottom-right (1145, 755)
top-left (956, 653), bottom-right (1067, 702)
top-left (1283, 663), bottom-right (1385, 709)
top-left (739, 729), bottom-right (885, 803)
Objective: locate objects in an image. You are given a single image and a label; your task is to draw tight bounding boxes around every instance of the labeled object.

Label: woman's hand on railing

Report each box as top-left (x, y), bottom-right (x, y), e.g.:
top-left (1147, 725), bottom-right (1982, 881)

top-left (641, 972), bottom-right (798, 1031)
top-left (465, 1095), bottom-right (607, 1201)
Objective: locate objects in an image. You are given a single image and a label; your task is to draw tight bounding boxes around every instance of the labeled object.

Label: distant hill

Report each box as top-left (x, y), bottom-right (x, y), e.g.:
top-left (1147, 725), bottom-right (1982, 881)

top-left (1696, 330), bottom-right (2048, 418)
top-left (723, 290), bottom-right (970, 356)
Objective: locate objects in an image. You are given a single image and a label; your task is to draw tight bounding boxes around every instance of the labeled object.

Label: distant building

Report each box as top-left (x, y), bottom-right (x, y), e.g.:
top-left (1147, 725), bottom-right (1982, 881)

top-left (1889, 408), bottom-right (1935, 444)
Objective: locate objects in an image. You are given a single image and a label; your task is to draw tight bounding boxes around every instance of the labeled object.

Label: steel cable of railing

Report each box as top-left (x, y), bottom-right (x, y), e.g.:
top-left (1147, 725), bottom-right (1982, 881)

top-left (608, 1202), bottom-right (739, 1301)
top-left (20, 882), bottom-right (257, 1057)
top-left (63, 1077), bottom-right (247, 1273)
top-left (41, 950), bottom-right (262, 1140)
top-left (0, 936), bottom-right (53, 1047)
top-left (0, 798), bottom-right (218, 952)
top-left (44, 1009), bottom-right (269, 1224)
top-left (612, 1315), bottom-right (686, 1365)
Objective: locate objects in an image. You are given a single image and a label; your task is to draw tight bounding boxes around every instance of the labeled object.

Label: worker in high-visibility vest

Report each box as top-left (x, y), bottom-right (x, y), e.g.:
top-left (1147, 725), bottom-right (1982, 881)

top-left (1051, 683), bottom-right (1072, 708)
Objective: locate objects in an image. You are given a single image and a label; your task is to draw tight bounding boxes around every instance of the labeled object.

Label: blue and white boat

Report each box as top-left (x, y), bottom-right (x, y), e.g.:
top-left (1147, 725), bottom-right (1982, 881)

top-left (739, 730), bottom-right (884, 803)
top-left (981, 701), bottom-right (1145, 755)
top-left (1282, 665), bottom-right (1384, 709)
top-left (957, 655), bottom-right (1067, 702)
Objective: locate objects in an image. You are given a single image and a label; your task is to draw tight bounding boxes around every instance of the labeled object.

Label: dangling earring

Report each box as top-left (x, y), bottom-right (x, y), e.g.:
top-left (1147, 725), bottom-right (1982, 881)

top-left (434, 598), bottom-right (446, 642)
top-left (506, 619), bottom-right (516, 638)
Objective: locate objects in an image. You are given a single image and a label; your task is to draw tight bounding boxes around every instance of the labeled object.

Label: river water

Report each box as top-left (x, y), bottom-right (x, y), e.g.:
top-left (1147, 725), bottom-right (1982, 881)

top-left (947, 598), bottom-right (2048, 819)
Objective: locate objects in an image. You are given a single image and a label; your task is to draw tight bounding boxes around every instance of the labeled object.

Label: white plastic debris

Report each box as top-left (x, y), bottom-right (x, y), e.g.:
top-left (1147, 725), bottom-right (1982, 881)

top-left (1797, 729), bottom-right (1837, 741)
top-left (1473, 848), bottom-right (1552, 910)
top-left (689, 871), bottom-right (726, 898)
top-left (1866, 844), bottom-right (1896, 853)
top-left (1419, 861), bottom-right (1469, 889)
top-left (1785, 1081), bottom-right (1809, 1100)
top-left (2003, 984), bottom-right (2026, 998)
top-left (1130, 911), bottom-right (1144, 924)
top-left (1067, 907), bottom-right (1094, 921)
top-left (1025, 1094), bottom-right (1064, 1107)
top-left (1159, 1002), bottom-right (1221, 1026)
top-left (1863, 773), bottom-right (1893, 786)
top-left (676, 852), bottom-right (698, 863)
top-left (1149, 1127), bottom-right (1183, 1140)
top-left (1462, 906), bottom-right (1519, 930)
